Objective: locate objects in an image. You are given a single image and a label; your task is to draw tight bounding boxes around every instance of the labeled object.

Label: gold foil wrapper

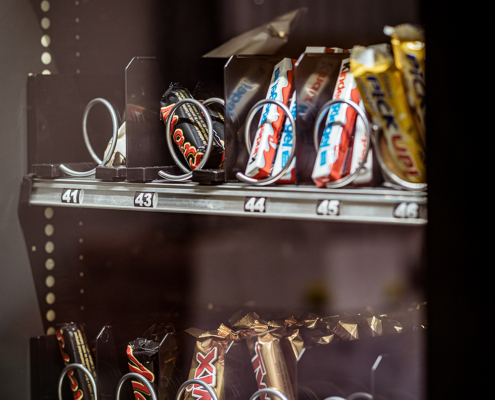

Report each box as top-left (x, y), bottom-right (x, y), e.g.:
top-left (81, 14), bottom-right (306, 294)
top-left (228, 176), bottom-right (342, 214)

top-left (184, 327), bottom-right (235, 400)
top-left (246, 331), bottom-right (296, 400)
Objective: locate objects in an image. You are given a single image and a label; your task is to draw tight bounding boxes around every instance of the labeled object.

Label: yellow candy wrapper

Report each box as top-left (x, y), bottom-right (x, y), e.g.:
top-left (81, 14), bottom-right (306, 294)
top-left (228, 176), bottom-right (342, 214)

top-left (351, 44), bottom-right (426, 183)
top-left (384, 24), bottom-right (426, 144)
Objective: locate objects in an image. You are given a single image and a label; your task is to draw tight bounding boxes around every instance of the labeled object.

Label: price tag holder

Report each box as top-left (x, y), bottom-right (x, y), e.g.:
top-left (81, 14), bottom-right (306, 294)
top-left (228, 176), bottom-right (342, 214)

top-left (316, 199), bottom-right (340, 216)
top-left (244, 197), bottom-right (266, 213)
top-left (393, 202), bottom-right (420, 219)
top-left (134, 192), bottom-right (157, 208)
top-left (61, 188), bottom-right (83, 204)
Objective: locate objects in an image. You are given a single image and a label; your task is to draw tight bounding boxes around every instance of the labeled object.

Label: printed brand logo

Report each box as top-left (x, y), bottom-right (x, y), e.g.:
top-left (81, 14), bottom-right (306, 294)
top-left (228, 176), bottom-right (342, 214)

top-left (127, 345), bottom-right (155, 400)
top-left (56, 331), bottom-right (84, 400)
top-left (405, 54), bottom-right (426, 108)
top-left (186, 347), bottom-right (218, 400)
top-left (334, 61), bottom-right (351, 99)
top-left (226, 80), bottom-right (257, 117)
top-left (366, 76), bottom-right (421, 178)
top-left (251, 342), bottom-right (270, 400)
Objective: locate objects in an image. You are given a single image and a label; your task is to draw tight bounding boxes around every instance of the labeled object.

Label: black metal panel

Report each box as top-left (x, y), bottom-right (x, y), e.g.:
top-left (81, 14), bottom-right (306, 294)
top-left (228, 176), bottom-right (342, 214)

top-left (125, 57), bottom-right (171, 168)
top-left (26, 73), bottom-right (123, 170)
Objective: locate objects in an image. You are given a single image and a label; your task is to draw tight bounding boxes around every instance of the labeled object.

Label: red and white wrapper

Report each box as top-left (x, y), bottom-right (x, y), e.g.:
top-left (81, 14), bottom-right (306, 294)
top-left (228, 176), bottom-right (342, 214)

top-left (272, 91), bottom-right (297, 183)
top-left (245, 58), bottom-right (295, 179)
top-left (349, 99), bottom-right (373, 186)
top-left (312, 58), bottom-right (363, 187)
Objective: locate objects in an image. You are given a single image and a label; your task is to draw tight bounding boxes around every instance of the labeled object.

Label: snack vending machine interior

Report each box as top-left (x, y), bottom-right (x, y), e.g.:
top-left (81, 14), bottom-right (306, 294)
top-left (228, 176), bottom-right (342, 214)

top-left (5, 0), bottom-right (480, 399)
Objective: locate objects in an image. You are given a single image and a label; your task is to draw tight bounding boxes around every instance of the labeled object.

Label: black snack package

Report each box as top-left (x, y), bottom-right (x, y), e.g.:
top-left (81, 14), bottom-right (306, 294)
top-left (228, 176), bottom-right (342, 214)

top-left (56, 322), bottom-right (97, 400)
top-left (160, 83), bottom-right (224, 170)
top-left (127, 323), bottom-right (181, 400)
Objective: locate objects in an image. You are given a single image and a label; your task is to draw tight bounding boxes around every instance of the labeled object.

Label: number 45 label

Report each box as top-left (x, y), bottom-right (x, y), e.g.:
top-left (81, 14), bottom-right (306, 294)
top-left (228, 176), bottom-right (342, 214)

top-left (61, 189), bottom-right (83, 204)
top-left (244, 197), bottom-right (266, 213)
top-left (134, 192), bottom-right (157, 208)
top-left (317, 199), bottom-right (340, 216)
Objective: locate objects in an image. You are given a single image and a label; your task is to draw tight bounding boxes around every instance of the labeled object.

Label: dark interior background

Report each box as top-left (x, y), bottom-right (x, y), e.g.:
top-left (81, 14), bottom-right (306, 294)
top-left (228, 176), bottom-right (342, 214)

top-left (0, 0), bottom-right (487, 399)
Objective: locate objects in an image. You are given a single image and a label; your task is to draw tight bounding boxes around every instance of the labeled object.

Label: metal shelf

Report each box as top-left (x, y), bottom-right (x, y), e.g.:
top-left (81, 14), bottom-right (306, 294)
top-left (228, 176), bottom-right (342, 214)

top-left (27, 177), bottom-right (427, 225)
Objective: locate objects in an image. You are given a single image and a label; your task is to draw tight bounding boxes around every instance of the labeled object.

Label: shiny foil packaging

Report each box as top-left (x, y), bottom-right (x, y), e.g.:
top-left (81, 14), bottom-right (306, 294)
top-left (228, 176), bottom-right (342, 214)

top-left (385, 24), bottom-right (426, 143)
top-left (56, 322), bottom-right (97, 400)
top-left (351, 44), bottom-right (426, 183)
top-left (245, 58), bottom-right (296, 179)
top-left (160, 83), bottom-right (225, 170)
top-left (184, 325), bottom-right (238, 400)
top-left (231, 313), bottom-right (303, 400)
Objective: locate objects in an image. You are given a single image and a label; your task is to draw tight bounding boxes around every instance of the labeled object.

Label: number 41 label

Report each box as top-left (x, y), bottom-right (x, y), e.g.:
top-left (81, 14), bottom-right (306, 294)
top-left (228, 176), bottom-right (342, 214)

top-left (61, 189), bottom-right (83, 204)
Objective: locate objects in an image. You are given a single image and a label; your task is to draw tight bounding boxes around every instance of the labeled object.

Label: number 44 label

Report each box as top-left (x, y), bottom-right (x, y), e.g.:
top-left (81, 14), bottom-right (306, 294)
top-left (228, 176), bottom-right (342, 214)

top-left (61, 189), bottom-right (83, 204)
top-left (244, 197), bottom-right (266, 213)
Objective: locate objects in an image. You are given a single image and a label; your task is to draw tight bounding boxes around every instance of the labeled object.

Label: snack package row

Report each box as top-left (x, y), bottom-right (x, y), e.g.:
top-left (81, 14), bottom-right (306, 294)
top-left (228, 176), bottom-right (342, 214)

top-left (50, 303), bottom-right (426, 400)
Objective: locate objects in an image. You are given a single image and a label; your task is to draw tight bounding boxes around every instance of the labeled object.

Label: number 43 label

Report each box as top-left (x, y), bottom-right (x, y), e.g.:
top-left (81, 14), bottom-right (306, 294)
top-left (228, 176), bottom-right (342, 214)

top-left (134, 192), bottom-right (157, 208)
top-left (61, 189), bottom-right (83, 204)
top-left (244, 197), bottom-right (266, 213)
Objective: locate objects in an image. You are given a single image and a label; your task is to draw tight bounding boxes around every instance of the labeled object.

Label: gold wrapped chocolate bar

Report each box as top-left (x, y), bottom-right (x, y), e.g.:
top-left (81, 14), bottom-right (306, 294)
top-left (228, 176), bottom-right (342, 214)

top-left (230, 312), bottom-right (304, 400)
top-left (184, 324), bottom-right (239, 400)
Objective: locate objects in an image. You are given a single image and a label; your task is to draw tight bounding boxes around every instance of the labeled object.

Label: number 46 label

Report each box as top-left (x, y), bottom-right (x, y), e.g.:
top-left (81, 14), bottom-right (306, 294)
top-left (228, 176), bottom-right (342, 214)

top-left (61, 189), bottom-right (83, 204)
top-left (393, 202), bottom-right (420, 218)
top-left (134, 192), bottom-right (157, 208)
top-left (244, 197), bottom-right (266, 213)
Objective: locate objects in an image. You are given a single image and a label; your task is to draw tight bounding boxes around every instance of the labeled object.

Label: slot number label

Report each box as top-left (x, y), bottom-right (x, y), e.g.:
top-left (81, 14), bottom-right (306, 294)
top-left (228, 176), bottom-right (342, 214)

top-left (134, 192), bottom-right (157, 208)
top-left (244, 197), bottom-right (266, 213)
top-left (393, 202), bottom-right (420, 219)
top-left (61, 189), bottom-right (83, 204)
top-left (317, 199), bottom-right (340, 216)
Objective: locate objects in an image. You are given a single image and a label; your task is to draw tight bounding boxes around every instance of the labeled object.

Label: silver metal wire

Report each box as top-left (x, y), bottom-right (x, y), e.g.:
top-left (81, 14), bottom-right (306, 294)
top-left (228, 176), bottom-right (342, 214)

top-left (249, 388), bottom-right (290, 400)
top-left (235, 99), bottom-right (296, 186)
top-left (59, 98), bottom-right (119, 177)
top-left (115, 372), bottom-right (158, 400)
top-left (313, 99), bottom-right (371, 189)
top-left (175, 378), bottom-right (218, 400)
top-left (58, 363), bottom-right (97, 400)
top-left (157, 98), bottom-right (216, 181)
top-left (371, 126), bottom-right (427, 191)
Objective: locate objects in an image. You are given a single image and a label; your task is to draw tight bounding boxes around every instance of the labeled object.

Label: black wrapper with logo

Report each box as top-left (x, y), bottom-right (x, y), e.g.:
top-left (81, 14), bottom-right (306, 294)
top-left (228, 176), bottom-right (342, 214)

top-left (127, 323), bottom-right (181, 400)
top-left (56, 322), bottom-right (97, 400)
top-left (160, 83), bottom-right (225, 170)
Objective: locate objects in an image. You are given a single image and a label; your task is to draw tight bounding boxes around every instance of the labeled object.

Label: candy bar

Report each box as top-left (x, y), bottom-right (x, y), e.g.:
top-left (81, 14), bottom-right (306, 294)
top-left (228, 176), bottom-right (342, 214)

top-left (384, 24), bottom-right (426, 144)
top-left (160, 83), bottom-right (224, 170)
top-left (184, 325), bottom-right (238, 400)
top-left (312, 58), bottom-right (362, 187)
top-left (56, 323), bottom-right (97, 400)
top-left (272, 91), bottom-right (297, 182)
top-left (244, 58), bottom-right (295, 179)
top-left (127, 323), bottom-right (180, 400)
top-left (351, 44), bottom-right (426, 183)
